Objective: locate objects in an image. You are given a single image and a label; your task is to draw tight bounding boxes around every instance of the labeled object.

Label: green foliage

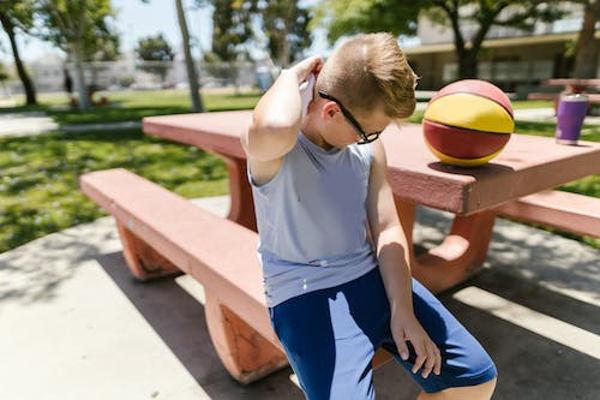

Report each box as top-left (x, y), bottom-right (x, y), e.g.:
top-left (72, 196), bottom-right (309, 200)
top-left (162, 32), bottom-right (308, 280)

top-left (35, 0), bottom-right (120, 61)
top-left (312, 0), bottom-right (420, 43)
top-left (0, 0), bottom-right (38, 104)
top-left (136, 34), bottom-right (175, 62)
top-left (314, 0), bottom-right (564, 78)
top-left (135, 33), bottom-right (175, 82)
top-left (0, 0), bottom-right (35, 31)
top-left (316, 0), bottom-right (565, 45)
top-left (200, 0), bottom-right (313, 66)
top-left (258, 0), bottom-right (312, 66)
top-left (207, 0), bottom-right (253, 62)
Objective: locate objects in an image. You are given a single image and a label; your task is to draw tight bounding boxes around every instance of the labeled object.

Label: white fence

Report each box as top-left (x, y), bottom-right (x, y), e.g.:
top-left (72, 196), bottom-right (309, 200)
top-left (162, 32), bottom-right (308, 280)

top-left (1, 59), bottom-right (280, 96)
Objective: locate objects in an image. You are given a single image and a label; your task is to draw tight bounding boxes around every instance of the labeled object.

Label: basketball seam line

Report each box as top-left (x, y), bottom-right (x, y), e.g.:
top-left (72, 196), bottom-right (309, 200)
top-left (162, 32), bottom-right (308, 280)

top-left (429, 90), bottom-right (514, 118)
top-left (423, 118), bottom-right (513, 136)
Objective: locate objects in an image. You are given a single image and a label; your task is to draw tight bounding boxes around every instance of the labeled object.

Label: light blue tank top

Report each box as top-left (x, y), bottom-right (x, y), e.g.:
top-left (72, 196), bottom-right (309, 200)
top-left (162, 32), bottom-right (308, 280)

top-left (246, 130), bottom-right (379, 307)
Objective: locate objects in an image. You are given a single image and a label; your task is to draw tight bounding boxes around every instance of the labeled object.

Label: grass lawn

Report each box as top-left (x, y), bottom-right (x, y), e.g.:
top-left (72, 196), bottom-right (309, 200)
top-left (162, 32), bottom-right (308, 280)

top-left (0, 95), bottom-right (598, 253)
top-left (0, 128), bottom-right (230, 253)
top-left (0, 89), bottom-right (262, 125)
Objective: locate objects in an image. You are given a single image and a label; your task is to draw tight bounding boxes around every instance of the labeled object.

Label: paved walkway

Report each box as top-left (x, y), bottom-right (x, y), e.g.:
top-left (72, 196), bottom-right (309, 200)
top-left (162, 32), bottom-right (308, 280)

top-left (0, 111), bottom-right (58, 137)
top-left (1, 195), bottom-right (598, 399)
top-left (0, 112), bottom-right (142, 138)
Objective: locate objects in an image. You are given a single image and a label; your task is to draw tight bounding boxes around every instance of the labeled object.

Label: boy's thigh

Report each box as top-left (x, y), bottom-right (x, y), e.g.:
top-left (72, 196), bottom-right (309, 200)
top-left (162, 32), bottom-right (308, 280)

top-left (270, 269), bottom-right (389, 399)
top-left (380, 277), bottom-right (498, 394)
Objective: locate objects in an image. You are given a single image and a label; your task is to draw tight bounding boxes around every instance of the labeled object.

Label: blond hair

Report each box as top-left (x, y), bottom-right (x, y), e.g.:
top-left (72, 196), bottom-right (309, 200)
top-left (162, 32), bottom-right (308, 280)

top-left (317, 32), bottom-right (417, 120)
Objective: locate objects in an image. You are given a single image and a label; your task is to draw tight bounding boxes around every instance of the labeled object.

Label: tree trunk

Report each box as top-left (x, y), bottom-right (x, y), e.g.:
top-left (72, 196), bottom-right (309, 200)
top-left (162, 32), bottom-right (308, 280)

top-left (175, 0), bottom-right (204, 112)
top-left (72, 44), bottom-right (91, 111)
top-left (280, 29), bottom-right (291, 68)
top-left (457, 50), bottom-right (479, 79)
top-left (572, 1), bottom-right (600, 78)
top-left (0, 13), bottom-right (36, 105)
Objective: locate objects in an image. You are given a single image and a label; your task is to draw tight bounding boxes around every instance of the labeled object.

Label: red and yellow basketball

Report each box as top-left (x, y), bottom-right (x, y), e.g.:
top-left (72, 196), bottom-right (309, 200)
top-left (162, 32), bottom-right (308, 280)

top-left (423, 79), bottom-right (514, 167)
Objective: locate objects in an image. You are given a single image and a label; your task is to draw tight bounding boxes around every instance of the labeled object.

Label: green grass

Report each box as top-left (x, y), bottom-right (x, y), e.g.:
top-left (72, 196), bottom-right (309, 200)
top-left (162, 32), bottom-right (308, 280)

top-left (0, 129), bottom-right (229, 253)
top-left (511, 100), bottom-right (553, 109)
top-left (1, 95), bottom-right (598, 253)
top-left (0, 89), bottom-right (262, 125)
top-left (0, 89), bottom-right (260, 252)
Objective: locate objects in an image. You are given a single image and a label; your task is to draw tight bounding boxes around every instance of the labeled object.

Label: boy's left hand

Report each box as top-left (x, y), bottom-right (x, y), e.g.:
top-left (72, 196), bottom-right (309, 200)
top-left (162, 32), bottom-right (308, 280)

top-left (390, 313), bottom-right (442, 379)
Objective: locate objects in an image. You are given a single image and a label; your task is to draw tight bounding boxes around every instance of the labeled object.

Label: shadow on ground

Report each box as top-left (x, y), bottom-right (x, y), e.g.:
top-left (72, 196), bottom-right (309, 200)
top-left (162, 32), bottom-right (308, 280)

top-left (96, 249), bottom-right (600, 400)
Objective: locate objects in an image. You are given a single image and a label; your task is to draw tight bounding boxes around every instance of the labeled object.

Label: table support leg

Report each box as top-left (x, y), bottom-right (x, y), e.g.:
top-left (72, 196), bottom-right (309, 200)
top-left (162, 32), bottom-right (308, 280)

top-left (216, 154), bottom-right (257, 232)
top-left (393, 196), bottom-right (497, 293)
top-left (204, 290), bottom-right (289, 384)
top-left (115, 222), bottom-right (181, 280)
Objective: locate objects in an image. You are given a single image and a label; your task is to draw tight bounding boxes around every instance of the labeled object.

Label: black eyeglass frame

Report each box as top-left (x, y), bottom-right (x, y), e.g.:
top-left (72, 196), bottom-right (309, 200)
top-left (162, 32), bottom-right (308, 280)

top-left (318, 90), bottom-right (382, 145)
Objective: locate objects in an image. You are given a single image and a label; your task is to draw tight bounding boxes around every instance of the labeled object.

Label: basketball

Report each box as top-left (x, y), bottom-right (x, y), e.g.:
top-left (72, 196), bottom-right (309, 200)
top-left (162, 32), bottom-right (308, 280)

top-left (423, 79), bottom-right (514, 167)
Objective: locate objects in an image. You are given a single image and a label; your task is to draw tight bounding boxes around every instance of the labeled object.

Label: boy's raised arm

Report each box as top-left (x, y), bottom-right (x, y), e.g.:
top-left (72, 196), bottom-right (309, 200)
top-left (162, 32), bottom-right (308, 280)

top-left (241, 56), bottom-right (323, 162)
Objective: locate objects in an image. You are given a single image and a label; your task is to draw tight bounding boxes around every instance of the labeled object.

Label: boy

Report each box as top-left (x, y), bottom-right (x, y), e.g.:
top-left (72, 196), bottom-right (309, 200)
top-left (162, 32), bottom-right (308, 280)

top-left (240, 33), bottom-right (498, 400)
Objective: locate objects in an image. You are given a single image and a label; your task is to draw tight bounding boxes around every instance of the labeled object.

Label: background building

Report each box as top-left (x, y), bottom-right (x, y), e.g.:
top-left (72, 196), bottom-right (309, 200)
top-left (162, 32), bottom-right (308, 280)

top-left (404, 2), bottom-right (595, 92)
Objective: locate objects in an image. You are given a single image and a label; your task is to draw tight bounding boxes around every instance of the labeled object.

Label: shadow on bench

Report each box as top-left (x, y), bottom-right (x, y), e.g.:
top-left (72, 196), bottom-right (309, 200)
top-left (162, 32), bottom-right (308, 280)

top-left (494, 189), bottom-right (600, 238)
top-left (80, 168), bottom-right (393, 384)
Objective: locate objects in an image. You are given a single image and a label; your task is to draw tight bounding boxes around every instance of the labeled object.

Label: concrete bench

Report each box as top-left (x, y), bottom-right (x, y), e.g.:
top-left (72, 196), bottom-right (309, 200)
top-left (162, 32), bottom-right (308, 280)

top-left (527, 92), bottom-right (600, 102)
top-left (494, 190), bottom-right (600, 238)
top-left (527, 92), bottom-right (559, 101)
top-left (527, 92), bottom-right (600, 114)
top-left (79, 168), bottom-right (393, 384)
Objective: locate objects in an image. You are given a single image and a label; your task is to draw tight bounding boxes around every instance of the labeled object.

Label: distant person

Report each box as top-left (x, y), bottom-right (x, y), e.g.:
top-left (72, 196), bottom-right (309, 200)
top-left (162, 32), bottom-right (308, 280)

top-left (63, 68), bottom-right (73, 94)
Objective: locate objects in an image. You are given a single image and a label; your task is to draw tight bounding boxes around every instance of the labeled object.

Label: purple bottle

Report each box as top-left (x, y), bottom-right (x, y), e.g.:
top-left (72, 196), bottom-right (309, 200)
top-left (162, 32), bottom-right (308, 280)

top-left (555, 93), bottom-right (589, 145)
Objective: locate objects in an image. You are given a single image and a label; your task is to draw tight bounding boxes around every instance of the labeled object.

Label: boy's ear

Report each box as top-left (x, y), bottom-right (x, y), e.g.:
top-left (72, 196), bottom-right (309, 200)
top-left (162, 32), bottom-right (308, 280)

top-left (321, 102), bottom-right (338, 120)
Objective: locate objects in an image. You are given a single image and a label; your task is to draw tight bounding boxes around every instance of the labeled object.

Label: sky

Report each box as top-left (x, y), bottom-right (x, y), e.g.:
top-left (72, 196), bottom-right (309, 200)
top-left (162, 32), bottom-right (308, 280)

top-left (0, 0), bottom-right (330, 63)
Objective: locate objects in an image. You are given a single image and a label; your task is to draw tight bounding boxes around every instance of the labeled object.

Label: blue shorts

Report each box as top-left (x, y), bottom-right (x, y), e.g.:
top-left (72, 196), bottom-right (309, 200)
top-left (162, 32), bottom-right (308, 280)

top-left (268, 266), bottom-right (497, 399)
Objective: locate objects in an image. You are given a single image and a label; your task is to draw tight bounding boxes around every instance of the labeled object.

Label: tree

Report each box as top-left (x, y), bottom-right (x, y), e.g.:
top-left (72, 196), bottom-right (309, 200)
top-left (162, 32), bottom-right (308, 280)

top-left (140, 0), bottom-right (205, 112)
top-left (135, 33), bottom-right (175, 84)
top-left (570, 0), bottom-right (600, 78)
top-left (315, 0), bottom-right (563, 79)
top-left (201, 0), bottom-right (253, 92)
top-left (36, 0), bottom-right (118, 110)
top-left (427, 1), bottom-right (563, 78)
top-left (175, 0), bottom-right (204, 112)
top-left (255, 0), bottom-right (313, 67)
top-left (312, 0), bottom-right (420, 43)
top-left (0, 1), bottom-right (37, 105)
top-left (208, 0), bottom-right (253, 62)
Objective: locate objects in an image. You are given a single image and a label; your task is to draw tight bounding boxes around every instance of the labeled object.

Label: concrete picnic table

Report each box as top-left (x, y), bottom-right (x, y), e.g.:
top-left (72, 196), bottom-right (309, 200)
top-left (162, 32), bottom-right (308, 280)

top-left (542, 78), bottom-right (600, 94)
top-left (142, 111), bottom-right (600, 293)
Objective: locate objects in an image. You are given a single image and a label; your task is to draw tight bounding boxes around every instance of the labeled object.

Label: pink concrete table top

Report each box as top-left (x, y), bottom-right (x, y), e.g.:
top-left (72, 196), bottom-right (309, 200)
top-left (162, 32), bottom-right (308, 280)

top-left (143, 111), bottom-right (600, 293)
top-left (381, 123), bottom-right (600, 215)
top-left (144, 111), bottom-right (600, 216)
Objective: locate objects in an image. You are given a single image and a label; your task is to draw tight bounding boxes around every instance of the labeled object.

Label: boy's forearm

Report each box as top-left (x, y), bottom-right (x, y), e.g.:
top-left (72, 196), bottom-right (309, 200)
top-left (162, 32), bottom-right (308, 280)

top-left (253, 69), bottom-right (303, 131)
top-left (376, 226), bottom-right (415, 318)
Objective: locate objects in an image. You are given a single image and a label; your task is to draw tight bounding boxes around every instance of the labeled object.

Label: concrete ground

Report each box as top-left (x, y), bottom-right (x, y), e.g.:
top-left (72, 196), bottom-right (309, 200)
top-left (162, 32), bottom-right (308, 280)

top-left (0, 111), bottom-right (58, 137)
top-left (0, 195), bottom-right (599, 400)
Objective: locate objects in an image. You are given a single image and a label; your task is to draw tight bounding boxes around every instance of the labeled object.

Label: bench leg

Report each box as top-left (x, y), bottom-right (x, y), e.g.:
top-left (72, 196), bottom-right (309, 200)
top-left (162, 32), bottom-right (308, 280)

top-left (116, 222), bottom-right (181, 280)
top-left (393, 197), bottom-right (496, 293)
top-left (204, 291), bottom-right (288, 384)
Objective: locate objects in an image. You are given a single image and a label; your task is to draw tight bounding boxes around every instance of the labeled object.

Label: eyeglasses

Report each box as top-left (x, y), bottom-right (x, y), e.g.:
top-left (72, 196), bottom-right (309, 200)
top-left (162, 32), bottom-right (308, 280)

top-left (318, 90), bottom-right (382, 145)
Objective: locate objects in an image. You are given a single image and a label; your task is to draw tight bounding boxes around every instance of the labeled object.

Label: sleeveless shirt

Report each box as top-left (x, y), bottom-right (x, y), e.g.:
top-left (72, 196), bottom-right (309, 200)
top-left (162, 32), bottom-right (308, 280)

top-left (246, 130), bottom-right (378, 307)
